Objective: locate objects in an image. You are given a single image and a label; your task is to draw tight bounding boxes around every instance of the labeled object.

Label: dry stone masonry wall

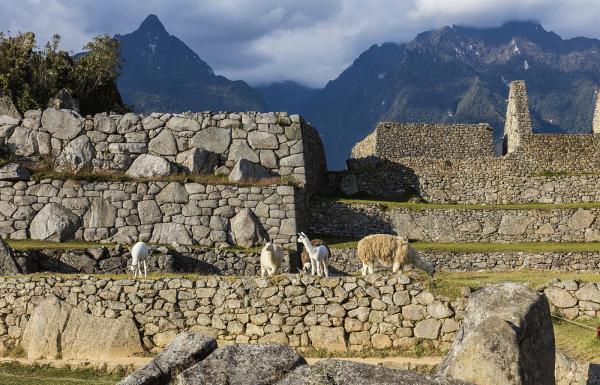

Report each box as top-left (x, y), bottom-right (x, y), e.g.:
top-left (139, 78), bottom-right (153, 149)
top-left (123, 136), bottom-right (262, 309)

top-left (0, 178), bottom-right (300, 247)
top-left (347, 81), bottom-right (600, 204)
top-left (2, 109), bottom-right (327, 192)
top-left (309, 200), bottom-right (600, 243)
top-left (0, 275), bottom-right (465, 353)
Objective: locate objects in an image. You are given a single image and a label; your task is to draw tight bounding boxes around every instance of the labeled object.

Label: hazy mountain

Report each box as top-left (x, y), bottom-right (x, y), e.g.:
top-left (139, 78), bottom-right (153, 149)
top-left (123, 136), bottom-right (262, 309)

top-left (256, 81), bottom-right (319, 113)
top-left (115, 15), bottom-right (265, 113)
top-left (298, 21), bottom-right (600, 168)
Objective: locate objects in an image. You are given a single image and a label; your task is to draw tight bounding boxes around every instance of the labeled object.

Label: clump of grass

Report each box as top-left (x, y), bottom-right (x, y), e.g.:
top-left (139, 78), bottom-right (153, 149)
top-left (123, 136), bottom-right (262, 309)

top-left (5, 345), bottom-right (26, 358)
top-left (553, 317), bottom-right (600, 362)
top-left (301, 341), bottom-right (444, 359)
top-left (28, 163), bottom-right (298, 187)
top-left (0, 362), bottom-right (127, 385)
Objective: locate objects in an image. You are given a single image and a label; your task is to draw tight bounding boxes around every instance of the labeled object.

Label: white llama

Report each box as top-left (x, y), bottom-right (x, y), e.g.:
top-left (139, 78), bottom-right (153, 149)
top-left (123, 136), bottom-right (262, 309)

top-left (297, 232), bottom-right (330, 277)
top-left (130, 241), bottom-right (150, 279)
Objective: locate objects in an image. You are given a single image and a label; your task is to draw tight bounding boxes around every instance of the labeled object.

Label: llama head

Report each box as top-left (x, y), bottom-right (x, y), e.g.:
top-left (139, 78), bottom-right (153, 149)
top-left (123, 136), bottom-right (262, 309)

top-left (297, 232), bottom-right (309, 243)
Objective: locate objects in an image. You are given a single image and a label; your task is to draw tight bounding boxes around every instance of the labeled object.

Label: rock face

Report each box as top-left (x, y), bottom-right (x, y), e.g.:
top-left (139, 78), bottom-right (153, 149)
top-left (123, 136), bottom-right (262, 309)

top-left (117, 332), bottom-right (217, 385)
top-left (0, 94), bottom-right (21, 121)
top-left (47, 89), bottom-right (80, 111)
top-left (177, 343), bottom-right (306, 385)
top-left (437, 282), bottom-right (555, 385)
top-left (0, 163), bottom-right (30, 181)
top-left (21, 295), bottom-right (143, 360)
top-left (41, 108), bottom-right (83, 140)
top-left (176, 147), bottom-right (219, 174)
top-left (0, 237), bottom-right (22, 275)
top-left (29, 203), bottom-right (80, 241)
top-left (340, 174), bottom-right (358, 196)
top-left (56, 134), bottom-right (95, 171)
top-left (228, 158), bottom-right (271, 183)
top-left (229, 208), bottom-right (268, 248)
top-left (276, 359), bottom-right (473, 385)
top-left (126, 154), bottom-right (173, 178)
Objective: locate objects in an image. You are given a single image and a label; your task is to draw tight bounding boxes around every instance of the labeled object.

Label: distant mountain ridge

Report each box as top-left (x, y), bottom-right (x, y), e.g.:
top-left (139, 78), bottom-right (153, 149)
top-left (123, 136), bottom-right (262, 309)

top-left (115, 15), bottom-right (265, 114)
top-left (295, 21), bottom-right (600, 168)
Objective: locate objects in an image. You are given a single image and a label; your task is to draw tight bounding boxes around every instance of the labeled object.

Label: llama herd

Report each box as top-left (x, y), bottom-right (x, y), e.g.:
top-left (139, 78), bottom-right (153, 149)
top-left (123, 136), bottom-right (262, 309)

top-left (129, 233), bottom-right (434, 279)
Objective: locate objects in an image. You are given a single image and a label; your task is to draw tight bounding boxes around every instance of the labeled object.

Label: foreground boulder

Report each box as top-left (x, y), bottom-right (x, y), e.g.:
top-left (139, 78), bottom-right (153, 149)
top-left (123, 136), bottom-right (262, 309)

top-left (0, 163), bottom-right (30, 181)
top-left (437, 282), bottom-right (555, 385)
top-left (228, 158), bottom-right (270, 183)
top-left (29, 203), bottom-right (80, 241)
top-left (276, 359), bottom-right (473, 385)
top-left (229, 208), bottom-right (268, 248)
top-left (21, 295), bottom-right (143, 360)
top-left (126, 154), bottom-right (173, 178)
top-left (118, 332), bottom-right (217, 385)
top-left (0, 237), bottom-right (22, 275)
top-left (177, 343), bottom-right (306, 385)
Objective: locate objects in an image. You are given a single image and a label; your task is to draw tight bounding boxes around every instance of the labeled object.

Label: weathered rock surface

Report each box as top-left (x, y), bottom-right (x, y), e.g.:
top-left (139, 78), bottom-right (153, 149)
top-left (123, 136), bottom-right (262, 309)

top-left (150, 223), bottom-right (193, 245)
top-left (21, 295), bottom-right (143, 360)
top-left (191, 127), bottom-right (230, 153)
top-left (340, 174), bottom-right (358, 196)
top-left (0, 163), bottom-right (30, 181)
top-left (176, 147), bottom-right (219, 174)
top-left (229, 208), bottom-right (268, 248)
top-left (47, 89), bottom-right (80, 111)
top-left (83, 198), bottom-right (117, 228)
top-left (437, 282), bottom-right (555, 385)
top-left (126, 154), bottom-right (173, 178)
top-left (0, 237), bottom-right (21, 275)
top-left (29, 203), bottom-right (80, 241)
top-left (149, 129), bottom-right (178, 155)
top-left (117, 332), bottom-right (217, 385)
top-left (177, 343), bottom-right (306, 385)
top-left (41, 108), bottom-right (83, 140)
top-left (56, 134), bottom-right (95, 171)
top-left (0, 94), bottom-right (21, 122)
top-left (277, 359), bottom-right (474, 385)
top-left (228, 159), bottom-right (270, 183)
top-left (307, 326), bottom-right (347, 352)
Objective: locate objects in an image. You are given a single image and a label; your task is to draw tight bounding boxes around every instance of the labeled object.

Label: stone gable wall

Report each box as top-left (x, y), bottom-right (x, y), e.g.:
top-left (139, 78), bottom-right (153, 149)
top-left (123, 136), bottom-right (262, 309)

top-left (0, 275), bottom-right (465, 353)
top-left (0, 179), bottom-right (300, 247)
top-left (346, 81), bottom-right (600, 204)
top-left (309, 200), bottom-right (600, 243)
top-left (373, 123), bottom-right (494, 160)
top-left (2, 109), bottom-right (327, 192)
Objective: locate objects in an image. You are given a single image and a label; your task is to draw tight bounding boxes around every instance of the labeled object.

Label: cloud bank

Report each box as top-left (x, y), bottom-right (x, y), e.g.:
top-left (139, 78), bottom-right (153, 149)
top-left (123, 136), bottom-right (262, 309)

top-left (1, 0), bottom-right (599, 87)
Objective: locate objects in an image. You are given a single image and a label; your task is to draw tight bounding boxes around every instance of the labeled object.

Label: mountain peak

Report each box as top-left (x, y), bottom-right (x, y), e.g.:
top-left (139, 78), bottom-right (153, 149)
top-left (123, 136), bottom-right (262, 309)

top-left (138, 14), bottom-right (168, 35)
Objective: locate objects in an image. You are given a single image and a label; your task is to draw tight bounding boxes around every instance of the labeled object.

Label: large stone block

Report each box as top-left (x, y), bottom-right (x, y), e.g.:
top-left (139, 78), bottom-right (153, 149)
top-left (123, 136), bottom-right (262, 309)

top-left (229, 159), bottom-right (271, 183)
top-left (118, 332), bottom-right (217, 385)
top-left (22, 296), bottom-right (142, 360)
top-left (41, 108), bottom-right (83, 140)
top-left (126, 154), bottom-right (173, 178)
top-left (229, 208), bottom-right (268, 248)
top-left (149, 129), bottom-right (178, 156)
top-left (308, 326), bottom-right (347, 352)
top-left (150, 223), bottom-right (192, 245)
top-left (83, 198), bottom-right (117, 228)
top-left (177, 343), bottom-right (306, 385)
top-left (29, 203), bottom-right (80, 241)
top-left (437, 282), bottom-right (555, 385)
top-left (191, 127), bottom-right (231, 153)
top-left (56, 134), bottom-right (95, 171)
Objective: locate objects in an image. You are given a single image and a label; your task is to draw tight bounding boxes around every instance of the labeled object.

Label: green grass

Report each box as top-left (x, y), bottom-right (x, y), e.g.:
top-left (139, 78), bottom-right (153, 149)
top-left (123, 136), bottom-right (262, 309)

top-left (553, 318), bottom-right (600, 362)
top-left (319, 196), bottom-right (600, 211)
top-left (0, 362), bottom-right (125, 385)
top-left (424, 270), bottom-right (600, 299)
top-left (7, 240), bottom-right (117, 251)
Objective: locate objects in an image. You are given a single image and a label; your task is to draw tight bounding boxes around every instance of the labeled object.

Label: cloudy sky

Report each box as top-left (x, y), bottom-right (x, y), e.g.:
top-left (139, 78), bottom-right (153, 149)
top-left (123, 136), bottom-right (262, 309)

top-left (1, 0), bottom-right (599, 87)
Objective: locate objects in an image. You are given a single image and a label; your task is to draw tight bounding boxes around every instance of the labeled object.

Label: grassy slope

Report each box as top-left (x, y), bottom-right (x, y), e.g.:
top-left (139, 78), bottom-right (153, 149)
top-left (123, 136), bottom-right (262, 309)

top-left (0, 363), bottom-right (124, 385)
top-left (553, 318), bottom-right (600, 362)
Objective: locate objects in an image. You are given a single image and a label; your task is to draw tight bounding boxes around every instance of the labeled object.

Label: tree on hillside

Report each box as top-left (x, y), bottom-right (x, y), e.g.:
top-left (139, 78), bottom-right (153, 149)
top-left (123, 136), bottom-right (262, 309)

top-left (0, 31), bottom-right (126, 115)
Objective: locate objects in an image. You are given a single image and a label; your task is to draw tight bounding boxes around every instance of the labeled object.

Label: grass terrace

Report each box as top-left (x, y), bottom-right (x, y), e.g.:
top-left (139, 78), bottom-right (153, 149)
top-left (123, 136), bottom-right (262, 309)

top-left (318, 195), bottom-right (600, 211)
top-left (0, 362), bottom-right (125, 385)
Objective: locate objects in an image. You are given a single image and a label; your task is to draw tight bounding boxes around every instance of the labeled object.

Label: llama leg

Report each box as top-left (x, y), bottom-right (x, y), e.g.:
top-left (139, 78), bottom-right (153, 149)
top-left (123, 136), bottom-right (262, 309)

top-left (368, 262), bottom-right (374, 275)
top-left (323, 262), bottom-right (329, 277)
top-left (261, 267), bottom-right (266, 277)
top-left (361, 263), bottom-right (368, 276)
top-left (392, 260), bottom-right (401, 273)
top-left (311, 258), bottom-right (317, 276)
top-left (143, 261), bottom-right (147, 278)
top-left (317, 260), bottom-right (323, 276)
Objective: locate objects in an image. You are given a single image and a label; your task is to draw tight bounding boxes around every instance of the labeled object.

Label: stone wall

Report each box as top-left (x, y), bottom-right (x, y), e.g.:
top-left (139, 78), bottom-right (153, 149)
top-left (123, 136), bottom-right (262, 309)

top-left (544, 279), bottom-right (600, 321)
top-left (2, 109), bottom-right (327, 192)
top-left (0, 178), bottom-right (300, 247)
top-left (345, 80), bottom-right (600, 204)
top-left (0, 275), bottom-right (465, 353)
top-left (309, 200), bottom-right (600, 243)
top-left (329, 248), bottom-right (600, 274)
top-left (357, 123), bottom-right (494, 161)
top-left (15, 246), bottom-right (289, 276)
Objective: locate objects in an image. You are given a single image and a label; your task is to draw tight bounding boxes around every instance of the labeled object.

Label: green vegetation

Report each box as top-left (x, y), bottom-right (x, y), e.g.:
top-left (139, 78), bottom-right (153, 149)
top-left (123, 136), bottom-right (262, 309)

top-left (7, 239), bottom-right (115, 251)
top-left (0, 362), bottom-right (125, 385)
top-left (537, 170), bottom-right (600, 177)
top-left (29, 165), bottom-right (298, 187)
top-left (424, 270), bottom-right (600, 299)
top-left (319, 196), bottom-right (600, 211)
top-left (553, 317), bottom-right (600, 362)
top-left (0, 32), bottom-right (123, 115)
